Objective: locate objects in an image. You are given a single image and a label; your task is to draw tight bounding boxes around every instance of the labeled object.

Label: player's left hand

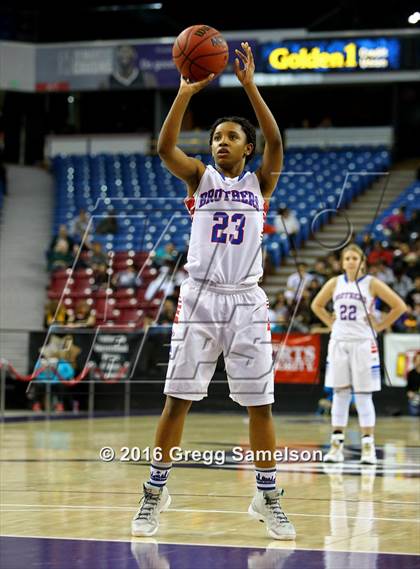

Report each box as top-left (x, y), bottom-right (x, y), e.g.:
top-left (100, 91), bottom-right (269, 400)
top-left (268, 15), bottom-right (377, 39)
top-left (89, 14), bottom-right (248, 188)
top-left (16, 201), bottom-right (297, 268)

top-left (234, 42), bottom-right (255, 86)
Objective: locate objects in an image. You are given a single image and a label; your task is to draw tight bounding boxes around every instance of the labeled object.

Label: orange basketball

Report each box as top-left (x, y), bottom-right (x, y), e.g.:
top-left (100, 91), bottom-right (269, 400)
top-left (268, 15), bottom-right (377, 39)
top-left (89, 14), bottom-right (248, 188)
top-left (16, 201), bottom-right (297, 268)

top-left (172, 24), bottom-right (229, 82)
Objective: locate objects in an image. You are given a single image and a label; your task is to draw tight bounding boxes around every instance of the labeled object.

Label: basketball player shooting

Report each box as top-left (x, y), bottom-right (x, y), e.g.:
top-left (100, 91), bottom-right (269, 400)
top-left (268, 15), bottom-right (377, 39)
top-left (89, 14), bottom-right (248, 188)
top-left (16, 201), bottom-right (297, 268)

top-left (132, 42), bottom-right (296, 541)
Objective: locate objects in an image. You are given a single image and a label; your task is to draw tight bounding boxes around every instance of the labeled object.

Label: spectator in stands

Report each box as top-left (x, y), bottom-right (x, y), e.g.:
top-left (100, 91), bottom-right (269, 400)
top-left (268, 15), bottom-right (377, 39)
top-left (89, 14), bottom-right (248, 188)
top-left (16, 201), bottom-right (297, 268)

top-left (360, 233), bottom-right (375, 256)
top-left (406, 352), bottom-right (420, 416)
top-left (47, 240), bottom-right (74, 272)
top-left (31, 334), bottom-right (80, 412)
top-left (307, 278), bottom-right (322, 303)
top-left (145, 262), bottom-right (186, 301)
top-left (370, 260), bottom-right (394, 286)
top-left (269, 292), bottom-right (289, 331)
top-left (95, 208), bottom-right (118, 235)
top-left (405, 252), bottom-right (420, 281)
top-left (392, 267), bottom-right (414, 300)
top-left (67, 300), bottom-right (96, 328)
top-left (406, 276), bottom-right (420, 310)
top-left (389, 222), bottom-right (410, 246)
top-left (48, 224), bottom-right (74, 255)
top-left (289, 289), bottom-right (312, 333)
top-left (153, 243), bottom-right (179, 267)
top-left (88, 242), bottom-right (109, 271)
top-left (44, 299), bottom-right (71, 328)
top-left (274, 207), bottom-right (300, 254)
top-left (325, 253), bottom-right (341, 277)
top-left (393, 242), bottom-right (412, 272)
top-left (383, 206), bottom-right (407, 232)
top-left (285, 262), bottom-right (313, 304)
top-left (92, 263), bottom-right (109, 291)
top-left (113, 266), bottom-right (142, 288)
top-left (367, 240), bottom-right (393, 267)
top-left (309, 259), bottom-right (328, 285)
top-left (406, 210), bottom-right (419, 237)
top-left (157, 299), bottom-right (176, 326)
top-left (71, 209), bottom-right (92, 245)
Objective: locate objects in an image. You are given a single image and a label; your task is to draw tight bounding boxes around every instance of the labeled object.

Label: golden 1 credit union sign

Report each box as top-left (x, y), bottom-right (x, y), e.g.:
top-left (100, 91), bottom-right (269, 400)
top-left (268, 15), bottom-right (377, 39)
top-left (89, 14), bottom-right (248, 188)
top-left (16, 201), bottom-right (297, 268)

top-left (263, 39), bottom-right (400, 72)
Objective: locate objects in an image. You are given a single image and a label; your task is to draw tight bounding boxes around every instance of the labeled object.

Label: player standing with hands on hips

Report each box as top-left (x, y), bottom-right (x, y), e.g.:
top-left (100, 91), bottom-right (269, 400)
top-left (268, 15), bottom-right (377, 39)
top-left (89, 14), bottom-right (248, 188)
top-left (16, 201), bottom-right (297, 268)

top-left (311, 244), bottom-right (406, 464)
top-left (131, 42), bottom-right (296, 540)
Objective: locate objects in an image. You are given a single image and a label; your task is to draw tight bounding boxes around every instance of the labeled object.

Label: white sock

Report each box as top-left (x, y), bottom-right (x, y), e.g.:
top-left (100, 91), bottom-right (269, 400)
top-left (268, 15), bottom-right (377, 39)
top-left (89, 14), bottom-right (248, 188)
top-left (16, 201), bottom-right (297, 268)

top-left (255, 466), bottom-right (277, 492)
top-left (148, 461), bottom-right (172, 488)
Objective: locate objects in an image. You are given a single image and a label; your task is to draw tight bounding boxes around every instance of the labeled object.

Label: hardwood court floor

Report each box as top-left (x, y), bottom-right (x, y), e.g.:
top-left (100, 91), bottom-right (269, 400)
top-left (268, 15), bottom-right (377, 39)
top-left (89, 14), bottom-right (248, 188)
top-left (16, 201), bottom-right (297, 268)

top-left (0, 413), bottom-right (419, 568)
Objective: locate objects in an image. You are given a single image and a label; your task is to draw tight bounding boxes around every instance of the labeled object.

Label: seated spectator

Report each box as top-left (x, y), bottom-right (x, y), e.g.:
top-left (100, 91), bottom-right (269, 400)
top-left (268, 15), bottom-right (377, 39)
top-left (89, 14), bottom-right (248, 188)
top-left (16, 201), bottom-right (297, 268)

top-left (113, 266), bottom-right (142, 288)
top-left (145, 262), bottom-right (186, 301)
top-left (405, 252), bottom-right (420, 281)
top-left (47, 240), bottom-right (74, 272)
top-left (367, 240), bottom-right (394, 267)
top-left (309, 259), bottom-right (328, 285)
top-left (88, 242), bottom-right (109, 271)
top-left (406, 276), bottom-right (420, 310)
top-left (269, 292), bottom-right (289, 331)
top-left (157, 299), bottom-right (176, 325)
top-left (95, 208), bottom-right (118, 235)
top-left (360, 233), bottom-right (375, 256)
top-left (383, 206), bottom-right (407, 232)
top-left (406, 352), bottom-right (420, 416)
top-left (274, 207), bottom-right (300, 253)
top-left (289, 289), bottom-right (312, 333)
top-left (370, 260), bottom-right (394, 286)
top-left (67, 300), bottom-right (96, 328)
top-left (44, 300), bottom-right (71, 328)
top-left (285, 262), bottom-right (313, 304)
top-left (307, 278), bottom-right (322, 303)
top-left (389, 222), bottom-right (409, 246)
top-left (153, 243), bottom-right (179, 266)
top-left (166, 285), bottom-right (181, 307)
top-left (31, 334), bottom-right (81, 412)
top-left (48, 224), bottom-right (74, 255)
top-left (406, 210), bottom-right (419, 237)
top-left (70, 208), bottom-right (92, 245)
top-left (325, 253), bottom-right (341, 277)
top-left (392, 268), bottom-right (413, 300)
top-left (92, 263), bottom-right (110, 290)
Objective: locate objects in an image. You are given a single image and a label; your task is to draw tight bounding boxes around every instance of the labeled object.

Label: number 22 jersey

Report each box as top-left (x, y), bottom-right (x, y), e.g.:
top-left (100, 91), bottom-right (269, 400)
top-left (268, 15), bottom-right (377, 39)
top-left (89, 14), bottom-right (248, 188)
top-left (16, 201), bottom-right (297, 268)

top-left (184, 165), bottom-right (268, 287)
top-left (331, 274), bottom-right (375, 340)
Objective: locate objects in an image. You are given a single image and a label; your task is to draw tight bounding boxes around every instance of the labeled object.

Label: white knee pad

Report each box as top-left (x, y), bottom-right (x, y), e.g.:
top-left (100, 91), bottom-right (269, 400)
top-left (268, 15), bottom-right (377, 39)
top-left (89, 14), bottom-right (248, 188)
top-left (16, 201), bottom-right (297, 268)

top-left (354, 392), bottom-right (376, 428)
top-left (331, 388), bottom-right (352, 428)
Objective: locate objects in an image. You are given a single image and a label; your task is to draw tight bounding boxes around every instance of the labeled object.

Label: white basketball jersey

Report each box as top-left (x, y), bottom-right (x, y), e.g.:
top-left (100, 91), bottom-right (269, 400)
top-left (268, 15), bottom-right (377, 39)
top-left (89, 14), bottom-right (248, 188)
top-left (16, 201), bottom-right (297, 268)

top-left (184, 165), bottom-right (267, 286)
top-left (331, 274), bottom-right (376, 340)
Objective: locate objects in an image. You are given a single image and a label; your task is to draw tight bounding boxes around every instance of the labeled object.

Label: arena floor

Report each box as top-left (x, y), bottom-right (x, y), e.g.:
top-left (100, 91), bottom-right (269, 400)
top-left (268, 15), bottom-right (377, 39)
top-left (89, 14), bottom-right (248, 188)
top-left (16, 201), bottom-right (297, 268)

top-left (1, 413), bottom-right (419, 568)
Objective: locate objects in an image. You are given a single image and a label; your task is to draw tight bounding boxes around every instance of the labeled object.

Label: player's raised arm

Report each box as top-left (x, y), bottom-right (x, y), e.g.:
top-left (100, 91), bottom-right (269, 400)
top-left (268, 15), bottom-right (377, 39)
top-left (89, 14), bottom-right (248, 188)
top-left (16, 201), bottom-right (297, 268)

top-left (234, 42), bottom-right (283, 198)
top-left (157, 75), bottom-right (214, 195)
top-left (311, 277), bottom-right (338, 329)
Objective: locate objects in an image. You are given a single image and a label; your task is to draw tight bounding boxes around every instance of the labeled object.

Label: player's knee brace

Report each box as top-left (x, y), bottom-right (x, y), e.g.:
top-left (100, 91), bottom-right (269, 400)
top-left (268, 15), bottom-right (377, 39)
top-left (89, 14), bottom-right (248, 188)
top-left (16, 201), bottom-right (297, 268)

top-left (331, 388), bottom-right (352, 428)
top-left (354, 392), bottom-right (376, 427)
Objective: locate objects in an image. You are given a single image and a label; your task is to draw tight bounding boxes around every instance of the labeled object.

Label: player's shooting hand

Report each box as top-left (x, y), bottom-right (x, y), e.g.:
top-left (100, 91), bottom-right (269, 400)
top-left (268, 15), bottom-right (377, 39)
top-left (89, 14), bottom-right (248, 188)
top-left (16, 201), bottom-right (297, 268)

top-left (234, 42), bottom-right (255, 86)
top-left (179, 74), bottom-right (215, 95)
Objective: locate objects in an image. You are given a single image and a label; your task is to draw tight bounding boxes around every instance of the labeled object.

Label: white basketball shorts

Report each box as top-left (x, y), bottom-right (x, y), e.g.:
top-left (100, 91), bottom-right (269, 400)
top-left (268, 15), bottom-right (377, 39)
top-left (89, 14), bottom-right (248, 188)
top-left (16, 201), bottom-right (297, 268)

top-left (325, 338), bottom-right (381, 392)
top-left (164, 278), bottom-right (274, 406)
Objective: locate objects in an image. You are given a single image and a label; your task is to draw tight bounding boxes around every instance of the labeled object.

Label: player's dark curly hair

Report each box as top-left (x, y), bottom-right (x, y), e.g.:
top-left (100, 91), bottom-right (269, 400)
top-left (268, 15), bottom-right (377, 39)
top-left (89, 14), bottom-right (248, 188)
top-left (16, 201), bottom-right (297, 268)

top-left (209, 116), bottom-right (256, 164)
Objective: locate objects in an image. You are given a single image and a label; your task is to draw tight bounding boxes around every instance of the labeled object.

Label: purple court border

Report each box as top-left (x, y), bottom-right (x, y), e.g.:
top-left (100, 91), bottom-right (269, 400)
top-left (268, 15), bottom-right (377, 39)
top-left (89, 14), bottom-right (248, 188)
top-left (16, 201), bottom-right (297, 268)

top-left (0, 536), bottom-right (418, 569)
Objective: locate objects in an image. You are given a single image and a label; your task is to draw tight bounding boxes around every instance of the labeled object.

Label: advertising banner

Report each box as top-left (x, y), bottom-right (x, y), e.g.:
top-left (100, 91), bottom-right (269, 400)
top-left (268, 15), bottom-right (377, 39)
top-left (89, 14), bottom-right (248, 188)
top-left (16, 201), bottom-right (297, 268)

top-left (261, 37), bottom-right (401, 73)
top-left (384, 333), bottom-right (420, 387)
top-left (272, 333), bottom-right (321, 384)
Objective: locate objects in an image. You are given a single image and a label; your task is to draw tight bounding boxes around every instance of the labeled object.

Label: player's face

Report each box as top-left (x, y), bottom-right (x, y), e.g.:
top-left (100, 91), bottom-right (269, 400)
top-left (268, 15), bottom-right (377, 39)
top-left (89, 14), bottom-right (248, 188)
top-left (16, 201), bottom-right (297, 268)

top-left (342, 251), bottom-right (364, 275)
top-left (211, 122), bottom-right (252, 167)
